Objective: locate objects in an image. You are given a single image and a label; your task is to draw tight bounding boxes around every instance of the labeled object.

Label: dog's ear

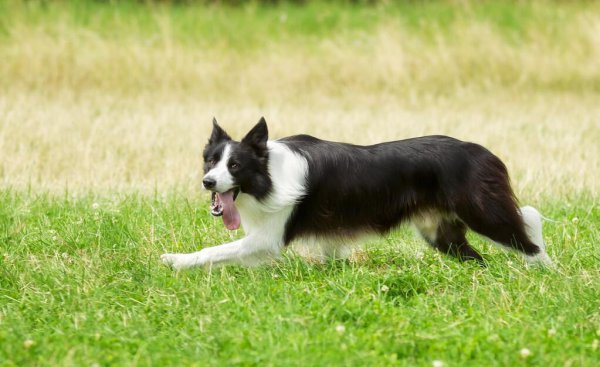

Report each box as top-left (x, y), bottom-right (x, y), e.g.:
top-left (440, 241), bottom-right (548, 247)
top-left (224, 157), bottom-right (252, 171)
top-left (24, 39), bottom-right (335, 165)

top-left (242, 117), bottom-right (268, 152)
top-left (209, 117), bottom-right (231, 144)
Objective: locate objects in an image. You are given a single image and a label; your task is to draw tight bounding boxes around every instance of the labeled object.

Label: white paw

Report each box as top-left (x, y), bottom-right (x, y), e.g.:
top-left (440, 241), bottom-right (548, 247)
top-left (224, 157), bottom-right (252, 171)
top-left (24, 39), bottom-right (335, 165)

top-left (161, 253), bottom-right (195, 270)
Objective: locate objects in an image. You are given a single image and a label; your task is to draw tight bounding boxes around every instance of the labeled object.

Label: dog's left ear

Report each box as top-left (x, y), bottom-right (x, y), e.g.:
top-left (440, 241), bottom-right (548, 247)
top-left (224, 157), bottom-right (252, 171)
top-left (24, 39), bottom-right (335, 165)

top-left (242, 117), bottom-right (268, 152)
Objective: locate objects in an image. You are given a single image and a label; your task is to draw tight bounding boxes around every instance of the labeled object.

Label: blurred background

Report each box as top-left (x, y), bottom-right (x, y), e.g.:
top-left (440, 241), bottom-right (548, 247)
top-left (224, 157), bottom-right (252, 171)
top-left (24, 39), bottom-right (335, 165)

top-left (0, 0), bottom-right (598, 199)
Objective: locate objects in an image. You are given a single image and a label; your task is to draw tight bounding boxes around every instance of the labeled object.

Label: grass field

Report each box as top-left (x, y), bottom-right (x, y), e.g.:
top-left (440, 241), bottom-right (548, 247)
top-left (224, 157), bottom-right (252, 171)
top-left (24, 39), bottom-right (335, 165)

top-left (1, 193), bottom-right (598, 366)
top-left (0, 0), bottom-right (599, 366)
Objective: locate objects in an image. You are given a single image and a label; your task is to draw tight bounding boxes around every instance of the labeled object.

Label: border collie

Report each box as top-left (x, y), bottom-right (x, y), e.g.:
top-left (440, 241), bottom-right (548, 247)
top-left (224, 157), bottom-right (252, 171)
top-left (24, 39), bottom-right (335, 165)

top-left (161, 118), bottom-right (553, 270)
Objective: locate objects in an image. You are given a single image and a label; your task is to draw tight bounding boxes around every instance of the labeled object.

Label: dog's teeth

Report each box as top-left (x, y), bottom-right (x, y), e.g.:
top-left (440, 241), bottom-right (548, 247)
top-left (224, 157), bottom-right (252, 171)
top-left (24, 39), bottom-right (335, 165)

top-left (210, 202), bottom-right (224, 216)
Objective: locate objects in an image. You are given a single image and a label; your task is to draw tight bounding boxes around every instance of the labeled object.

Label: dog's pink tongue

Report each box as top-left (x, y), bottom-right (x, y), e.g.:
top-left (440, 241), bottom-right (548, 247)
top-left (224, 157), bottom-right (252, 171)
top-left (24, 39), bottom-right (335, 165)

top-left (218, 191), bottom-right (240, 230)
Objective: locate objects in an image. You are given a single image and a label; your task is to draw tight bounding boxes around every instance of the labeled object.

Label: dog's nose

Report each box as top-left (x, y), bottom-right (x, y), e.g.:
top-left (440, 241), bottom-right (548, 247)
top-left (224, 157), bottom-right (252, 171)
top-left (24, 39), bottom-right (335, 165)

top-left (202, 178), bottom-right (216, 189)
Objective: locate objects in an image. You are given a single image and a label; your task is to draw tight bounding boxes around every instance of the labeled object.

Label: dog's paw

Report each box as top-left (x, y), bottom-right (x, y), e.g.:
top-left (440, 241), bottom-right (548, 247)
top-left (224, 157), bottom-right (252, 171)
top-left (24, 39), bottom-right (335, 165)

top-left (161, 253), bottom-right (194, 270)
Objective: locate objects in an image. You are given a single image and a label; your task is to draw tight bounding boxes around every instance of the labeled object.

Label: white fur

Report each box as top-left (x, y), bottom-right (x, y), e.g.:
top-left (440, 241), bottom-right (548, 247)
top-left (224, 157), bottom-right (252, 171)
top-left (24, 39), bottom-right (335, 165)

top-left (291, 235), bottom-right (355, 262)
top-left (203, 144), bottom-right (235, 193)
top-left (411, 211), bottom-right (443, 243)
top-left (520, 206), bottom-right (554, 267)
top-left (161, 141), bottom-right (308, 269)
top-left (258, 141), bottom-right (309, 212)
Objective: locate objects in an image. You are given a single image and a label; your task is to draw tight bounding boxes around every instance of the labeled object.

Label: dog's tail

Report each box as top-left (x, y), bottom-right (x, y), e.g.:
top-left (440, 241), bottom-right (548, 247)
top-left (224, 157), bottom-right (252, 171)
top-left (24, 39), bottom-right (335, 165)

top-left (519, 206), bottom-right (555, 267)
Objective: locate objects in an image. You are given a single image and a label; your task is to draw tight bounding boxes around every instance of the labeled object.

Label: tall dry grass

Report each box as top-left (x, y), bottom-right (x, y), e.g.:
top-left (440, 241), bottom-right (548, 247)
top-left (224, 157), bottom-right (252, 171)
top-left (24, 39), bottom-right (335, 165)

top-left (0, 1), bottom-right (598, 199)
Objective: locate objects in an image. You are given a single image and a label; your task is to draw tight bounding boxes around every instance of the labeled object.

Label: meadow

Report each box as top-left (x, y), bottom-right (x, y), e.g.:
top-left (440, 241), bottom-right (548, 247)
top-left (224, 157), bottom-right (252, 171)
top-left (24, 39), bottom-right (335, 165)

top-left (0, 1), bottom-right (599, 366)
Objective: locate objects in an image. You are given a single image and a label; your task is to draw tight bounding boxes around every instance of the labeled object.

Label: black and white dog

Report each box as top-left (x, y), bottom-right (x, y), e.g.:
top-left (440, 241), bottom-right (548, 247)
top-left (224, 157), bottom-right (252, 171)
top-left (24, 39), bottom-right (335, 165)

top-left (161, 118), bottom-right (552, 270)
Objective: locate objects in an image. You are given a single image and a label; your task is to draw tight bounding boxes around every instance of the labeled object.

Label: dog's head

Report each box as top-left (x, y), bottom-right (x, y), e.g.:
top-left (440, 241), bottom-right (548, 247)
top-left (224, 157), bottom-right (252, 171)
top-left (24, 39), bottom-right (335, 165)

top-left (202, 118), bottom-right (272, 229)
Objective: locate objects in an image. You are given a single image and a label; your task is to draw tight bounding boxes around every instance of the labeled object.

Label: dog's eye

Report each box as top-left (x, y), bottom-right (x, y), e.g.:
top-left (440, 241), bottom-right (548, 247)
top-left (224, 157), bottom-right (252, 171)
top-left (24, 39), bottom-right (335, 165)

top-left (229, 162), bottom-right (239, 169)
top-left (207, 159), bottom-right (216, 166)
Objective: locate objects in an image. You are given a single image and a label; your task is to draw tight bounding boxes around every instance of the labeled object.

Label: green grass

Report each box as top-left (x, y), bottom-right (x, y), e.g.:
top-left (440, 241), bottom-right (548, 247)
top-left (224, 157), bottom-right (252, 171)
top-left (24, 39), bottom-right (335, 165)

top-left (1, 191), bottom-right (598, 366)
top-left (1, 0), bottom-right (599, 365)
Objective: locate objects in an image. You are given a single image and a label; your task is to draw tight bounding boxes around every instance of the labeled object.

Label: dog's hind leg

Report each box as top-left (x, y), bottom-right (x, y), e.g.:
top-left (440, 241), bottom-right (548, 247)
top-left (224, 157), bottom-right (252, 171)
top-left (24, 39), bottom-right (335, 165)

top-left (414, 214), bottom-right (484, 264)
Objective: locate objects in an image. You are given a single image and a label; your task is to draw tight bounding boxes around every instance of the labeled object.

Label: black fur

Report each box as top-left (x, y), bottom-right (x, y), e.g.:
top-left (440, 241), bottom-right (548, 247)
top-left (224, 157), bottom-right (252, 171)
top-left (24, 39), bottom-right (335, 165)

top-left (280, 134), bottom-right (540, 262)
top-left (209, 117), bottom-right (231, 144)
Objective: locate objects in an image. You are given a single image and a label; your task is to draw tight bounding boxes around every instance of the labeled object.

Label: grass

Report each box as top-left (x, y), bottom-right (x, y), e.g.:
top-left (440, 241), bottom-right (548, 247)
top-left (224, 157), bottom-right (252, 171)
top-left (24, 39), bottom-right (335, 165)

top-left (0, 192), bottom-right (598, 366)
top-left (0, 0), bottom-right (599, 365)
top-left (0, 0), bottom-right (599, 194)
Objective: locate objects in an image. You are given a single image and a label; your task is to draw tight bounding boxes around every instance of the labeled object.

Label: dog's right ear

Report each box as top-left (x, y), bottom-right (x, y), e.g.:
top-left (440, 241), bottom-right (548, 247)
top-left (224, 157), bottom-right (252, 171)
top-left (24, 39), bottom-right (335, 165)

top-left (209, 118), bottom-right (231, 144)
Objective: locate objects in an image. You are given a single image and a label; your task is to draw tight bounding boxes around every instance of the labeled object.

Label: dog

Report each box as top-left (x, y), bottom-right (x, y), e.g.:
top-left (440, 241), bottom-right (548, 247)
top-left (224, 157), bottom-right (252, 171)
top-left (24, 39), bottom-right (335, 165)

top-left (161, 118), bottom-right (553, 270)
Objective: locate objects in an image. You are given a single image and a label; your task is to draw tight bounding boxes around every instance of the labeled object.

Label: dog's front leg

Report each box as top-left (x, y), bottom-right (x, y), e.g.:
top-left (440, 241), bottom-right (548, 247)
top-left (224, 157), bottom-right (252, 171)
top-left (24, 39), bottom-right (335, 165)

top-left (161, 236), bottom-right (280, 270)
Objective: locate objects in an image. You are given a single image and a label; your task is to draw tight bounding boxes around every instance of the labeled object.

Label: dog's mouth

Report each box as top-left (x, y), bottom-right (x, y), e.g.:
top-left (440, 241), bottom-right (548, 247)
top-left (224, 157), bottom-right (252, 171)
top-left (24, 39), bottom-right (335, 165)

top-left (210, 189), bottom-right (241, 230)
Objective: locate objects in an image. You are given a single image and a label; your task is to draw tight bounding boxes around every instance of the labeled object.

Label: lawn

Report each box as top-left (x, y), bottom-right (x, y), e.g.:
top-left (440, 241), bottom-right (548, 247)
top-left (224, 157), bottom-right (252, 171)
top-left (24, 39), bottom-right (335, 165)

top-left (0, 192), bottom-right (598, 366)
top-left (0, 0), bottom-right (599, 366)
